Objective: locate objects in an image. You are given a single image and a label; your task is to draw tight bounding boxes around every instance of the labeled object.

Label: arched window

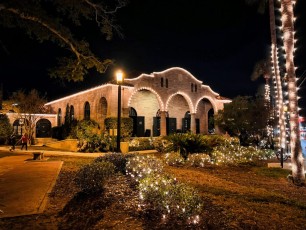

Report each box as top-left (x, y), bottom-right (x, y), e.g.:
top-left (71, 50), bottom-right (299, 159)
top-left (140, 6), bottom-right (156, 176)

top-left (57, 108), bottom-right (62, 126)
top-left (13, 119), bottom-right (22, 135)
top-left (166, 78), bottom-right (168, 88)
top-left (84, 101), bottom-right (90, 120)
top-left (13, 118), bottom-right (29, 135)
top-left (191, 83), bottom-right (194, 92)
top-left (70, 105), bottom-right (74, 121)
top-left (65, 104), bottom-right (70, 124)
top-left (36, 119), bottom-right (51, 137)
top-left (100, 97), bottom-right (107, 117)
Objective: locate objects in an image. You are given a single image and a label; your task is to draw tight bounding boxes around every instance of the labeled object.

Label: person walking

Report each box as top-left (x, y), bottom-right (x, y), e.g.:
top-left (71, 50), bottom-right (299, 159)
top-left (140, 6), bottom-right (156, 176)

top-left (20, 133), bottom-right (29, 150)
top-left (9, 132), bottom-right (16, 151)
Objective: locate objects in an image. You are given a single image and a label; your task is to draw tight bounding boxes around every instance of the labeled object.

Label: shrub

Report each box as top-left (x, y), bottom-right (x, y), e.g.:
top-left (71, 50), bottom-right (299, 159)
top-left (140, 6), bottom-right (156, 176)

top-left (104, 117), bottom-right (133, 141)
top-left (129, 137), bottom-right (155, 151)
top-left (165, 133), bottom-right (210, 159)
top-left (126, 155), bottom-right (163, 182)
top-left (74, 161), bottom-right (115, 194)
top-left (71, 119), bottom-right (102, 152)
top-left (139, 174), bottom-right (203, 222)
top-left (0, 114), bottom-right (13, 144)
top-left (201, 135), bottom-right (240, 156)
top-left (94, 153), bottom-right (135, 174)
top-left (152, 137), bottom-right (171, 153)
top-left (186, 153), bottom-right (211, 168)
top-left (164, 152), bottom-right (185, 167)
top-left (211, 145), bottom-right (274, 165)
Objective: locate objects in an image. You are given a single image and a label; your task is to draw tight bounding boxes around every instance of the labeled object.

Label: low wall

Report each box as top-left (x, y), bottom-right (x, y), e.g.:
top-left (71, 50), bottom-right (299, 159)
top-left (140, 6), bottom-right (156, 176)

top-left (46, 139), bottom-right (78, 152)
top-left (35, 138), bottom-right (57, 146)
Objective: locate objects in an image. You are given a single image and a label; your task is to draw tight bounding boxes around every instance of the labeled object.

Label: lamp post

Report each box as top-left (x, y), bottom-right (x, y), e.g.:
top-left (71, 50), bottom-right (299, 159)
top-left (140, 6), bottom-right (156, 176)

top-left (116, 70), bottom-right (123, 152)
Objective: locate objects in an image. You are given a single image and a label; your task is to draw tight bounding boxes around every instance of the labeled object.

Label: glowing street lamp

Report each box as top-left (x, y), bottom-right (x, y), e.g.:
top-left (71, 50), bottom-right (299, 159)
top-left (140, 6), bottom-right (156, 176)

top-left (116, 70), bottom-right (124, 152)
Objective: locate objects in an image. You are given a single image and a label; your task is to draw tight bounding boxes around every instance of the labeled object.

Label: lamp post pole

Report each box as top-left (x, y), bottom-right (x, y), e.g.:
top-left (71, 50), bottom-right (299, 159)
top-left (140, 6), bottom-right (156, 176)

top-left (117, 83), bottom-right (121, 152)
top-left (116, 70), bottom-right (123, 153)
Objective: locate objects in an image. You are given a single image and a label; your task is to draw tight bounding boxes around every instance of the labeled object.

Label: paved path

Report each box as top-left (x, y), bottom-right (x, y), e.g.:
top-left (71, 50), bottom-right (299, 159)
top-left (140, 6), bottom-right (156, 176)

top-left (0, 154), bottom-right (63, 218)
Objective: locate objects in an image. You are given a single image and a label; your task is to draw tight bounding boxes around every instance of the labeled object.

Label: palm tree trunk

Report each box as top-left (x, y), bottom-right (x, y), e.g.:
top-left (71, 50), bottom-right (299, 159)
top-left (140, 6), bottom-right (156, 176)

top-left (268, 0), bottom-right (286, 150)
top-left (280, 0), bottom-right (305, 185)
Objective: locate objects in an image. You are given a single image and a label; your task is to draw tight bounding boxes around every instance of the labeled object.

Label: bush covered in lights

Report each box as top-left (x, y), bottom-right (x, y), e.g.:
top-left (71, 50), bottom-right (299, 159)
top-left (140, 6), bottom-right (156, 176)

top-left (94, 153), bottom-right (135, 175)
top-left (202, 135), bottom-right (240, 148)
top-left (138, 174), bottom-right (203, 223)
top-left (152, 137), bottom-right (171, 153)
top-left (210, 145), bottom-right (274, 165)
top-left (164, 133), bottom-right (239, 160)
top-left (129, 137), bottom-right (155, 151)
top-left (164, 152), bottom-right (185, 167)
top-left (74, 161), bottom-right (115, 194)
top-left (164, 152), bottom-right (211, 168)
top-left (126, 155), bottom-right (164, 182)
top-left (186, 153), bottom-right (211, 168)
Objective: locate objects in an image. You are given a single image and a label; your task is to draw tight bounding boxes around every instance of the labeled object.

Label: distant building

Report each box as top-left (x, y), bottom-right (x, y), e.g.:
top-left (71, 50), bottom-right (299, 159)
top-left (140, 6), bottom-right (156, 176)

top-left (45, 67), bottom-right (231, 137)
top-left (3, 67), bottom-right (230, 139)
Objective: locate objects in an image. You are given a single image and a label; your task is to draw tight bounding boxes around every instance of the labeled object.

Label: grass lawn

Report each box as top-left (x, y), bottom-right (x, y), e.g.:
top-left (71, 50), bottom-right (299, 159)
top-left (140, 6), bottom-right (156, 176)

top-left (0, 154), bottom-right (306, 229)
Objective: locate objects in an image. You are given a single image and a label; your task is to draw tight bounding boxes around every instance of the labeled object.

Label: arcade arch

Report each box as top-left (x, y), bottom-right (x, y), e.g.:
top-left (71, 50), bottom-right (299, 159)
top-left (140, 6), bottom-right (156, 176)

top-left (128, 89), bottom-right (161, 137)
top-left (167, 94), bottom-right (191, 133)
top-left (195, 98), bottom-right (215, 134)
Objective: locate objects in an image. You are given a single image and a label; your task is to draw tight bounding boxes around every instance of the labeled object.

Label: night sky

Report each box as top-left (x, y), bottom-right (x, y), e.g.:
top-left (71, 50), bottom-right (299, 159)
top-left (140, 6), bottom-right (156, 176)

top-left (1, 0), bottom-right (306, 115)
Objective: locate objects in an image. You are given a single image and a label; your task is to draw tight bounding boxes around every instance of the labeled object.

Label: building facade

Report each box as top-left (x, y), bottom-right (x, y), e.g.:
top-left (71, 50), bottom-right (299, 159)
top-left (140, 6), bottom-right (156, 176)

top-left (45, 67), bottom-right (231, 137)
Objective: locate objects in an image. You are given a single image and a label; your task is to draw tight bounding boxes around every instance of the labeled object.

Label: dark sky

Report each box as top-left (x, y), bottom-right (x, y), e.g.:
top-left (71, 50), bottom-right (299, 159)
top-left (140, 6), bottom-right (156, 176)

top-left (1, 0), bottom-right (306, 115)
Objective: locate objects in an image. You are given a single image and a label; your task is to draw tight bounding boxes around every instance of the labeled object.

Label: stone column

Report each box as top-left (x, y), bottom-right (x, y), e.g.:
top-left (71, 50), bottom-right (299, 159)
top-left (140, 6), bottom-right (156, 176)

top-left (160, 111), bottom-right (167, 136)
top-left (190, 113), bottom-right (196, 134)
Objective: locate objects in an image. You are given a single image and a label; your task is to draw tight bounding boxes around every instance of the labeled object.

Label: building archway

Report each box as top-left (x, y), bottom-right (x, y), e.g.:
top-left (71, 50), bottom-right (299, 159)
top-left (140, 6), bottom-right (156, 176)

top-left (84, 101), bottom-right (90, 120)
top-left (128, 89), bottom-right (161, 137)
top-left (196, 98), bottom-right (214, 134)
top-left (167, 94), bottom-right (191, 132)
top-left (13, 118), bottom-right (28, 136)
top-left (36, 119), bottom-right (52, 137)
top-left (97, 97), bottom-right (107, 129)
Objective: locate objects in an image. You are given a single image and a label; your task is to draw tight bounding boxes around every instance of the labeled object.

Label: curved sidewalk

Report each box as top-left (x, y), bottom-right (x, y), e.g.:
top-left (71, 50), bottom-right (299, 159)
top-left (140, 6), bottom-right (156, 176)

top-left (0, 145), bottom-right (103, 218)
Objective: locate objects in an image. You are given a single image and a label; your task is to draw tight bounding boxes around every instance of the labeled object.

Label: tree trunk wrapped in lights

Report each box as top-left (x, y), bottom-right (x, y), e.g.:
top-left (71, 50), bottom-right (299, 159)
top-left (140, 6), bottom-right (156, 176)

top-left (268, 0), bottom-right (286, 149)
top-left (280, 0), bottom-right (305, 185)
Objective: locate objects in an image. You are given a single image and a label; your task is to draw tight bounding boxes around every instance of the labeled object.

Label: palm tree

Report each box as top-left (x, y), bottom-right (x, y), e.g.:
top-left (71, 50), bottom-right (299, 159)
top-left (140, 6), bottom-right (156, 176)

top-left (247, 0), bottom-right (286, 152)
top-left (247, 0), bottom-right (304, 184)
top-left (267, 0), bottom-right (286, 154)
top-left (279, 0), bottom-right (305, 185)
top-left (250, 59), bottom-right (274, 136)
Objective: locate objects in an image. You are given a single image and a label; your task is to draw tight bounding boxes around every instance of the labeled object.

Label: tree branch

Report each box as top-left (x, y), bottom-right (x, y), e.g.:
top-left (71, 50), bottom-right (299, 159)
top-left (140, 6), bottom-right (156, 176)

top-left (83, 0), bottom-right (126, 37)
top-left (4, 7), bottom-right (82, 62)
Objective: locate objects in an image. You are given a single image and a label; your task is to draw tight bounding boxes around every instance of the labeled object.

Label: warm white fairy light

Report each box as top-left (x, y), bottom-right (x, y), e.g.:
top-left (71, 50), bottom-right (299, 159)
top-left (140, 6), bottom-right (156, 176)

top-left (127, 86), bottom-right (165, 110)
top-left (279, 0), bottom-right (305, 182)
top-left (270, 42), bottom-right (286, 148)
top-left (165, 91), bottom-right (195, 113)
top-left (126, 154), bottom-right (203, 224)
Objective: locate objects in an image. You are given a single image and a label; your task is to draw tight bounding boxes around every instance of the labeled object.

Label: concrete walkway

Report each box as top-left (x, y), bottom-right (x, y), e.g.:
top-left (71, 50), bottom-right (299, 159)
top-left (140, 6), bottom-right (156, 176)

top-left (0, 145), bottom-right (99, 219)
top-left (0, 154), bottom-right (63, 218)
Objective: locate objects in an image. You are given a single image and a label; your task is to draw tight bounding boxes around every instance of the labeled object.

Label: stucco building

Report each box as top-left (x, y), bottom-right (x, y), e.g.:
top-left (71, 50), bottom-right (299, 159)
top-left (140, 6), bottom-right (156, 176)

top-left (45, 67), bottom-right (231, 137)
